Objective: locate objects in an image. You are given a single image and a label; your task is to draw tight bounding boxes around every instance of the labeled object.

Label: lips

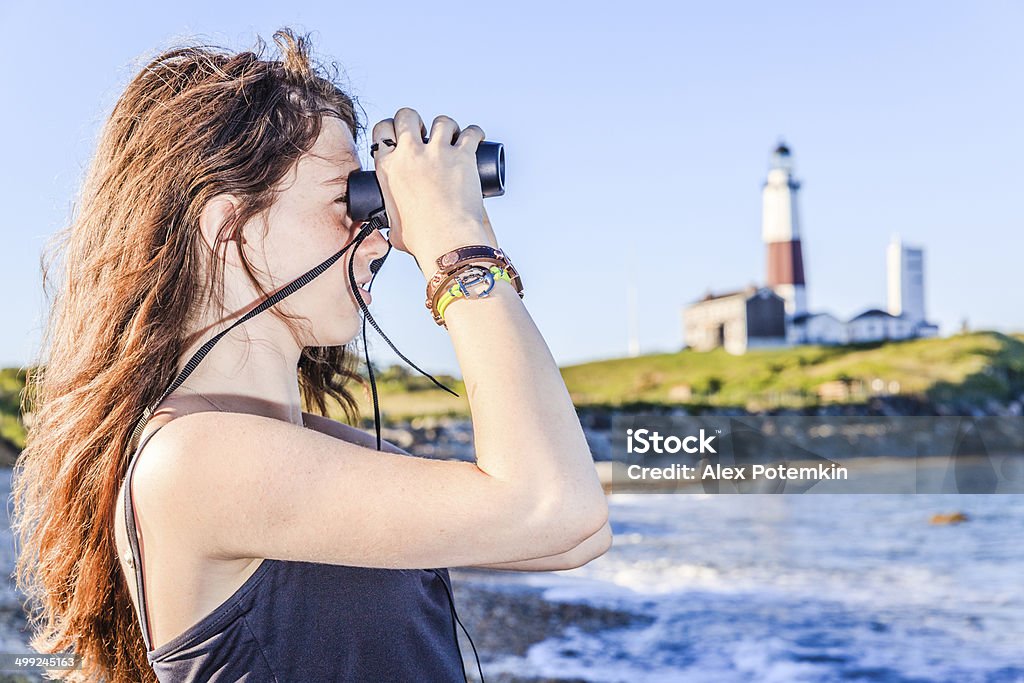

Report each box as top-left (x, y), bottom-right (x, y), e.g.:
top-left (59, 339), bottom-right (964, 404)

top-left (354, 275), bottom-right (373, 301)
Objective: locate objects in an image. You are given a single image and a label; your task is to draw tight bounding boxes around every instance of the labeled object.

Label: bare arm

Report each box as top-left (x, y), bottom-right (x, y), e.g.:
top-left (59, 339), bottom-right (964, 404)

top-left (305, 415), bottom-right (612, 573)
top-left (468, 519), bottom-right (612, 572)
top-left (376, 109), bottom-right (609, 544)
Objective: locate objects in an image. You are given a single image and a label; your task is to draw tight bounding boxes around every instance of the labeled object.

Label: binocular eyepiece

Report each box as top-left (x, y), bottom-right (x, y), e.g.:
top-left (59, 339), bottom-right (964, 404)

top-left (346, 139), bottom-right (505, 223)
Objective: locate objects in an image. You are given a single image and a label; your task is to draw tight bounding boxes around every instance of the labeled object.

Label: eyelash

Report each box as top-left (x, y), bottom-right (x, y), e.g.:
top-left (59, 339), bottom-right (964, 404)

top-left (335, 192), bottom-right (349, 204)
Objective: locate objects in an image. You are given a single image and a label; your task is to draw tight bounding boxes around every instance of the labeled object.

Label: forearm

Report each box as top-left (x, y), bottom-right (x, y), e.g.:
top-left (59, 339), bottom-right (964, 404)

top-left (470, 519), bottom-right (612, 571)
top-left (446, 285), bottom-right (604, 514)
top-left (417, 234), bottom-right (607, 531)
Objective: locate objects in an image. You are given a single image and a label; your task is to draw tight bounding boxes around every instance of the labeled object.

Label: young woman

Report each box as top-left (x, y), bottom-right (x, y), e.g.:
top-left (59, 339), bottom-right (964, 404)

top-left (10, 28), bottom-right (610, 683)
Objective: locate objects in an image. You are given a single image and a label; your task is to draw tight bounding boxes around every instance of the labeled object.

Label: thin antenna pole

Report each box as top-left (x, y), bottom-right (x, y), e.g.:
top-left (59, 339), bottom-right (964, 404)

top-left (627, 241), bottom-right (639, 357)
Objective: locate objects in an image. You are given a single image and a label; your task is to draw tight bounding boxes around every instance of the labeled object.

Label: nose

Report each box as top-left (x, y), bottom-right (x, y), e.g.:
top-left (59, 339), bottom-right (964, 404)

top-left (350, 224), bottom-right (390, 279)
top-left (361, 223), bottom-right (391, 261)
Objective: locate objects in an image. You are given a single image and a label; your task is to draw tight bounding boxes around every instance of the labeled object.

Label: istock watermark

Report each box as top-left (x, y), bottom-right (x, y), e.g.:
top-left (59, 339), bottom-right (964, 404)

top-left (607, 415), bottom-right (1024, 494)
top-left (626, 428), bottom-right (718, 454)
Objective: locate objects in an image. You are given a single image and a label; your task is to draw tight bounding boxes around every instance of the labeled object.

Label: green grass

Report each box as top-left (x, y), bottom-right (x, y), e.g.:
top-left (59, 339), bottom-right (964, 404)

top-left (0, 368), bottom-right (27, 449)
top-left (565, 330), bottom-right (1024, 410)
top-left (344, 330), bottom-right (1024, 421)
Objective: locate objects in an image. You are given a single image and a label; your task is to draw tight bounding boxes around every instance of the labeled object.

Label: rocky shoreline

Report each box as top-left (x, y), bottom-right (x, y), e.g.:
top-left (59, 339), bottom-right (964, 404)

top-left (448, 568), bottom-right (652, 683)
top-left (362, 395), bottom-right (1024, 466)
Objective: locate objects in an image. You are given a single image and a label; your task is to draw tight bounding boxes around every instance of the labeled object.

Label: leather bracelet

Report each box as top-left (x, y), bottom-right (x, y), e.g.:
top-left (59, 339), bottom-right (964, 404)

top-left (425, 245), bottom-right (524, 304)
top-left (436, 244), bottom-right (504, 270)
top-left (424, 246), bottom-right (524, 326)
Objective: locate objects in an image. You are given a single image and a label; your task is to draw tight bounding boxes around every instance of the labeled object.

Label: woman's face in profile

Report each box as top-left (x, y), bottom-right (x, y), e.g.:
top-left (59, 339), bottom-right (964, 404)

top-left (254, 117), bottom-right (389, 346)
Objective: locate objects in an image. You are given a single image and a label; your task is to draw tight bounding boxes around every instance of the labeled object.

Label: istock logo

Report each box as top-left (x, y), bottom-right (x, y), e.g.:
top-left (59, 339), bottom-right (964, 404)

top-left (626, 428), bottom-right (718, 454)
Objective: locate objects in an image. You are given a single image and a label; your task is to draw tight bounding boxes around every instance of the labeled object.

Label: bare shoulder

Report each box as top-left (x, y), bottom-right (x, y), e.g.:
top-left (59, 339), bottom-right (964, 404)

top-left (300, 412), bottom-right (412, 456)
top-left (137, 409), bottom-right (401, 459)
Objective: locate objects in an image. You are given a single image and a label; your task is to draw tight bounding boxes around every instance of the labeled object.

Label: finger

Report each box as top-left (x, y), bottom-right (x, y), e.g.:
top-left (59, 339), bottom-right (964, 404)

top-left (428, 114), bottom-right (460, 147)
top-left (454, 124), bottom-right (486, 151)
top-left (370, 139), bottom-right (397, 159)
top-left (394, 107), bottom-right (427, 145)
top-left (371, 118), bottom-right (397, 158)
top-left (372, 118), bottom-right (396, 143)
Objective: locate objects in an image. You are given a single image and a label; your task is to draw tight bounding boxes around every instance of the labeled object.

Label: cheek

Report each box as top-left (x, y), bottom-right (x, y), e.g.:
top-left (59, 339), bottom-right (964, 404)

top-left (305, 203), bottom-right (356, 248)
top-left (260, 196), bottom-right (357, 286)
top-left (268, 214), bottom-right (344, 269)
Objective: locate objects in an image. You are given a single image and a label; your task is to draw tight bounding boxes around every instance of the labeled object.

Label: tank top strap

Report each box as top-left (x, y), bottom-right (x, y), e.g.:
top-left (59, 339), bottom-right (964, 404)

top-left (123, 423), bottom-right (168, 651)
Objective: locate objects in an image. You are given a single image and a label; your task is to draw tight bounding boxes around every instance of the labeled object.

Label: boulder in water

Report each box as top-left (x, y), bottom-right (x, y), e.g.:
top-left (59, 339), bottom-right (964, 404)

top-left (930, 511), bottom-right (969, 525)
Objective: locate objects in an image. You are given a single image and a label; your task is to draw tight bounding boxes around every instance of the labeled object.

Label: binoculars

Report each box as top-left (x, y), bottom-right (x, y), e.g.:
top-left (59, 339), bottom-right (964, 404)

top-left (345, 139), bottom-right (505, 223)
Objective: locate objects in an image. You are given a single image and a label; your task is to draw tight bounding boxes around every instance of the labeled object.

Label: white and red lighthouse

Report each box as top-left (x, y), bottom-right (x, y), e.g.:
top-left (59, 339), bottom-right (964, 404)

top-left (761, 141), bottom-right (807, 317)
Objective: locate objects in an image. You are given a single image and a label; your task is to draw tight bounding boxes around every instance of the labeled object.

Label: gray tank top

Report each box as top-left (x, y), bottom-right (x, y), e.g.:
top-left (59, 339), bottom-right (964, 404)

top-left (122, 423), bottom-right (468, 681)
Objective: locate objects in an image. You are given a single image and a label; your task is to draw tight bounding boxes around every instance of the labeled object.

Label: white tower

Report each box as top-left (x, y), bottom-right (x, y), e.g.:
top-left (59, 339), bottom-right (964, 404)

top-left (762, 141), bottom-right (807, 317)
top-left (887, 235), bottom-right (926, 322)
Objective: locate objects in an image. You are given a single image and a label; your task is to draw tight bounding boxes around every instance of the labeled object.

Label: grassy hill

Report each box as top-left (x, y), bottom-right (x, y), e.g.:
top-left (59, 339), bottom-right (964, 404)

top-left (558, 330), bottom-right (1024, 410)
top-left (342, 331), bottom-right (1024, 422)
top-left (2, 332), bottom-right (1022, 450)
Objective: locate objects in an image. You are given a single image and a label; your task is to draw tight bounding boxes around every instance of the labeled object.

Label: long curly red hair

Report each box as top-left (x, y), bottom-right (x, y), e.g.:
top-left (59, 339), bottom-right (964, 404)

top-left (10, 28), bottom-right (368, 681)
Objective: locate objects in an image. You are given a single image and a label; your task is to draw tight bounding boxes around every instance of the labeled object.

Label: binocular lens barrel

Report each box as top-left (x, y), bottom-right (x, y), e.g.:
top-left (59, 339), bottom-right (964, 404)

top-left (347, 140), bottom-right (504, 223)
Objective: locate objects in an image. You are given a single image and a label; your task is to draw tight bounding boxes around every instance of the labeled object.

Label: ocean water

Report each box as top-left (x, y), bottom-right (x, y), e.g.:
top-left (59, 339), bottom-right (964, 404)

top-left (484, 493), bottom-right (1024, 683)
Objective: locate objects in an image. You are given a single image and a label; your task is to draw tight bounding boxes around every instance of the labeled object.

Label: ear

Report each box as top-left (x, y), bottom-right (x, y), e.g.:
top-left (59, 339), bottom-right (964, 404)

top-left (198, 194), bottom-right (246, 269)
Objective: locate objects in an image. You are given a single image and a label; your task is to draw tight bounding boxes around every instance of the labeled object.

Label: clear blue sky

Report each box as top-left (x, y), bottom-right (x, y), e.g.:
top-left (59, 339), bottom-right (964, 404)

top-left (1, 1), bottom-right (1021, 376)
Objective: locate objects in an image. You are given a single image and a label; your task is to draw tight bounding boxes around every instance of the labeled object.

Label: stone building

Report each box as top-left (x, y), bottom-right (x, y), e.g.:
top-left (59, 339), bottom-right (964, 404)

top-left (683, 286), bottom-right (787, 354)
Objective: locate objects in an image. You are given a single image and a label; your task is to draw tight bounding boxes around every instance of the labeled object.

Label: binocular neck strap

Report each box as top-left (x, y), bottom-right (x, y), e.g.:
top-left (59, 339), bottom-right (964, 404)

top-left (130, 213), bottom-right (459, 449)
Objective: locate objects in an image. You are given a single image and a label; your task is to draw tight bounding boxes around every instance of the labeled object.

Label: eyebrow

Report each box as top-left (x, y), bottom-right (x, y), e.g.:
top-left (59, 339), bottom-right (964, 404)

top-left (320, 153), bottom-right (361, 185)
top-left (321, 173), bottom-right (353, 186)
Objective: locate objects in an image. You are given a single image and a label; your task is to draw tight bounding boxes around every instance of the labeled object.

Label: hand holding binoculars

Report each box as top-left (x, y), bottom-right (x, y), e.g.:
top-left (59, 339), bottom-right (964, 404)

top-left (345, 138), bottom-right (505, 223)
